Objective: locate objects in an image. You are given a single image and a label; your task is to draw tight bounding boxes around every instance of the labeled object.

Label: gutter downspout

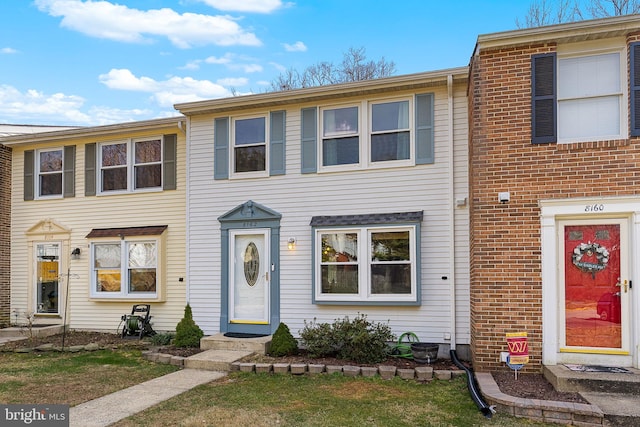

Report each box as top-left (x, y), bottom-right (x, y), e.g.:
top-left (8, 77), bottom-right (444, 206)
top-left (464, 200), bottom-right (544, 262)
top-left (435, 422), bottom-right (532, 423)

top-left (447, 74), bottom-right (457, 351)
top-left (180, 118), bottom-right (190, 305)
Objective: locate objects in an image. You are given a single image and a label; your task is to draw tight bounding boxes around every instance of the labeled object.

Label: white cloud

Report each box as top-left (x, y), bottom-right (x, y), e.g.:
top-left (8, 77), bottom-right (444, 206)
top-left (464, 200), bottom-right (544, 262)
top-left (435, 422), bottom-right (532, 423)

top-left (217, 77), bottom-right (249, 86)
top-left (34, 0), bottom-right (261, 48)
top-left (197, 0), bottom-right (283, 13)
top-left (269, 61), bottom-right (287, 72)
top-left (99, 68), bottom-right (233, 107)
top-left (1, 47), bottom-right (18, 54)
top-left (0, 84), bottom-right (154, 126)
top-left (182, 53), bottom-right (262, 73)
top-left (283, 41), bottom-right (307, 52)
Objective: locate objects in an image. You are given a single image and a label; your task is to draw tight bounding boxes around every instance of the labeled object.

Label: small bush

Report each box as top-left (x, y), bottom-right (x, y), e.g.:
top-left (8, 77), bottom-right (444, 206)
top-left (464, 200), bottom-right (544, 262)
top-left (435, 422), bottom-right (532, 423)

top-left (300, 319), bottom-right (336, 358)
top-left (173, 304), bottom-right (204, 348)
top-left (149, 332), bottom-right (174, 346)
top-left (300, 314), bottom-right (395, 364)
top-left (268, 323), bottom-right (298, 356)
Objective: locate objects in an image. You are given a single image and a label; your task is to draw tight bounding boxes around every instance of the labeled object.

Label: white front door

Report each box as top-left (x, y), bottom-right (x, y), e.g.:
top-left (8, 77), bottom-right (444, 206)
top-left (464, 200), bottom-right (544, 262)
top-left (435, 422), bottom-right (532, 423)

top-left (229, 229), bottom-right (270, 324)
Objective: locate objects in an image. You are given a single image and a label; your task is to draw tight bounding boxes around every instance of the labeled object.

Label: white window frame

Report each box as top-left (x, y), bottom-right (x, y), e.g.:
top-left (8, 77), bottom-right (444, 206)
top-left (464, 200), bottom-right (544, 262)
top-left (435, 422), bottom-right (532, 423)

top-left (90, 238), bottom-right (161, 300)
top-left (98, 136), bottom-right (163, 194)
top-left (314, 225), bottom-right (417, 303)
top-left (557, 39), bottom-right (628, 144)
top-left (231, 114), bottom-right (269, 179)
top-left (318, 97), bottom-right (415, 173)
top-left (36, 147), bottom-right (64, 199)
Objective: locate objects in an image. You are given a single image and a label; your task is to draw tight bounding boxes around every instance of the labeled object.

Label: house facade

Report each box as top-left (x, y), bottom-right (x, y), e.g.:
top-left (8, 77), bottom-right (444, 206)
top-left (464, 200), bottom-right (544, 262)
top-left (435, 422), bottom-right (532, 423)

top-left (176, 68), bottom-right (471, 353)
top-left (470, 15), bottom-right (640, 371)
top-left (0, 143), bottom-right (10, 326)
top-left (1, 118), bottom-right (187, 332)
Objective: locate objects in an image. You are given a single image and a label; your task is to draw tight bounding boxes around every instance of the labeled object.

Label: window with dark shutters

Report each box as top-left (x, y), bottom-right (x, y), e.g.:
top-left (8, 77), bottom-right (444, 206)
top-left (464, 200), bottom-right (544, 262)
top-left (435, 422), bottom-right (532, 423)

top-left (531, 53), bottom-right (557, 144)
top-left (631, 42), bottom-right (640, 137)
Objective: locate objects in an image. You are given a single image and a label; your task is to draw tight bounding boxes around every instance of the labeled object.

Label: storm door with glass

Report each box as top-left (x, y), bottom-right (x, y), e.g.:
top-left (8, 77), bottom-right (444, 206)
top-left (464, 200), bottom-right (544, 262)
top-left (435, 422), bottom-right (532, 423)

top-left (562, 221), bottom-right (629, 352)
top-left (229, 229), bottom-right (270, 324)
top-left (35, 242), bottom-right (60, 314)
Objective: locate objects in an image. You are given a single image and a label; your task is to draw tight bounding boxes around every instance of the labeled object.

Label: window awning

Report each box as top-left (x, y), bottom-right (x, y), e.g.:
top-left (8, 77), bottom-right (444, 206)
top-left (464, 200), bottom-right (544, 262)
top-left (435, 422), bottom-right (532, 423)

top-left (86, 225), bottom-right (168, 238)
top-left (310, 211), bottom-right (423, 227)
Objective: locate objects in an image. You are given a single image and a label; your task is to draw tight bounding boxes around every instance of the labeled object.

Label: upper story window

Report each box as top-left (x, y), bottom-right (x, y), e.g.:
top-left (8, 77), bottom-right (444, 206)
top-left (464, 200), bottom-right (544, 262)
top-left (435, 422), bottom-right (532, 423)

top-left (214, 111), bottom-right (286, 180)
top-left (37, 148), bottom-right (63, 197)
top-left (370, 100), bottom-right (410, 162)
top-left (532, 40), bottom-right (627, 144)
top-left (558, 51), bottom-right (624, 142)
top-left (24, 145), bottom-right (75, 201)
top-left (233, 116), bottom-right (267, 175)
top-left (99, 137), bottom-right (163, 193)
top-left (308, 95), bottom-right (430, 173)
top-left (321, 106), bottom-right (359, 167)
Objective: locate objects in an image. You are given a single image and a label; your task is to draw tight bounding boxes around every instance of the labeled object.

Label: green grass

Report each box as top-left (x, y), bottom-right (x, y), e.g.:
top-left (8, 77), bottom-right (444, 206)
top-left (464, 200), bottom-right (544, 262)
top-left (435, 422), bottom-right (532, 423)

top-left (113, 373), bottom-right (557, 427)
top-left (0, 350), bottom-right (178, 405)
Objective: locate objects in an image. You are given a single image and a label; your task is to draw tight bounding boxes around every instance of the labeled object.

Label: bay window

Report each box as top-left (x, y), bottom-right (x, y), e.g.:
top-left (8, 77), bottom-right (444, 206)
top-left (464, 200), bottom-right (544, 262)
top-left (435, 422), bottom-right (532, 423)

top-left (312, 212), bottom-right (422, 304)
top-left (88, 225), bottom-right (167, 300)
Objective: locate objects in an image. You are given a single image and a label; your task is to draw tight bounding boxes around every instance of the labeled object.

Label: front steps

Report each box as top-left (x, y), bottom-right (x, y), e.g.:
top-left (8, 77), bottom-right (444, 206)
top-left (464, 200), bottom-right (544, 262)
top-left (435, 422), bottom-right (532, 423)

top-left (184, 333), bottom-right (272, 371)
top-left (544, 364), bottom-right (640, 426)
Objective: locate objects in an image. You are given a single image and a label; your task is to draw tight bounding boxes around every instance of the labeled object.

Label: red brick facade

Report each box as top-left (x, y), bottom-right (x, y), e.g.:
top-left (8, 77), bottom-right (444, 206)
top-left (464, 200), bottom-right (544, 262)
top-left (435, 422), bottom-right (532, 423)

top-left (0, 143), bottom-right (10, 326)
top-left (469, 30), bottom-right (640, 371)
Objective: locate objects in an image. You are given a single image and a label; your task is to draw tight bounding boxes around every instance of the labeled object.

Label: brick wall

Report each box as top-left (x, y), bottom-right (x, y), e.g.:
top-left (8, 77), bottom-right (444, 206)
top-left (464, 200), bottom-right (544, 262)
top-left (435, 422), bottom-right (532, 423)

top-left (469, 35), bottom-right (640, 372)
top-left (0, 144), bottom-right (10, 326)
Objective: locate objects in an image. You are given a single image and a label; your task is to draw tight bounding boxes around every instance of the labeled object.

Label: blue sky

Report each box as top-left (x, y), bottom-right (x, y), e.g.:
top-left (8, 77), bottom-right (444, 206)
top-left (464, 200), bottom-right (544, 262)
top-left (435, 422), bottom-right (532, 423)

top-left (0, 0), bottom-right (531, 126)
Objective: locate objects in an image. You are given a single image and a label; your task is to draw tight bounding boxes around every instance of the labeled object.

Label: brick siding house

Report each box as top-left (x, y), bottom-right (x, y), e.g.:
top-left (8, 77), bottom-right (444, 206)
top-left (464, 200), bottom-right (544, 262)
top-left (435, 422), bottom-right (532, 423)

top-left (469, 15), bottom-right (640, 371)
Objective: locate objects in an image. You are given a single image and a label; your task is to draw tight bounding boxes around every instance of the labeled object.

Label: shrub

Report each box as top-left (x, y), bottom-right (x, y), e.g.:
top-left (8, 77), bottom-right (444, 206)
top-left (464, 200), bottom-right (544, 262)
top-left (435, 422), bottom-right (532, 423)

top-left (300, 319), bottom-right (336, 358)
top-left (149, 332), bottom-right (174, 346)
top-left (300, 314), bottom-right (395, 364)
top-left (268, 323), bottom-right (298, 356)
top-left (173, 304), bottom-right (204, 348)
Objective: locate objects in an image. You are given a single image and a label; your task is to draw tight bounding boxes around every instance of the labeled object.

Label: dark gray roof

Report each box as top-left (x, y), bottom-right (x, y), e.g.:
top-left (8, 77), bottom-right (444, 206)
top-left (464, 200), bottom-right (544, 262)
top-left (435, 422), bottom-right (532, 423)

top-left (86, 225), bottom-right (168, 238)
top-left (310, 211), bottom-right (423, 227)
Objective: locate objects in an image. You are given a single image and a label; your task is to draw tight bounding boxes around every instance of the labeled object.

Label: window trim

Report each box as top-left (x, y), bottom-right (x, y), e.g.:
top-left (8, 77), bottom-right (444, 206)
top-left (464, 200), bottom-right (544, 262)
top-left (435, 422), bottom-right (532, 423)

top-left (97, 136), bottom-right (165, 195)
top-left (556, 43), bottom-right (627, 144)
top-left (89, 233), bottom-right (166, 301)
top-left (312, 224), bottom-right (419, 304)
top-left (35, 147), bottom-right (64, 199)
top-left (317, 96), bottom-right (417, 173)
top-left (230, 114), bottom-right (269, 179)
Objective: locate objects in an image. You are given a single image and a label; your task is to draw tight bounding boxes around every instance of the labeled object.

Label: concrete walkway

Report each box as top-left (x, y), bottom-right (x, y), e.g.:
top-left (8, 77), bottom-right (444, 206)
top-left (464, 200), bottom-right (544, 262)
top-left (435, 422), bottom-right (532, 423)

top-left (69, 369), bottom-right (226, 427)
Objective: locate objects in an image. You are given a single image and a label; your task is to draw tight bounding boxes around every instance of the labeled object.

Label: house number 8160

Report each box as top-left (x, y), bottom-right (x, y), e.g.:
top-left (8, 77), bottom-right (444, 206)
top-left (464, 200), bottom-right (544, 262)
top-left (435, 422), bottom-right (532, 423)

top-left (584, 204), bottom-right (604, 212)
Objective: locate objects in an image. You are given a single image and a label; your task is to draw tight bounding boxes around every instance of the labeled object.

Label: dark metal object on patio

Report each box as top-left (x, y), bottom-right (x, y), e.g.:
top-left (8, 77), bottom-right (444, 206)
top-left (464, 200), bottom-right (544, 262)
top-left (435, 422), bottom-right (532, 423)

top-left (121, 304), bottom-right (156, 339)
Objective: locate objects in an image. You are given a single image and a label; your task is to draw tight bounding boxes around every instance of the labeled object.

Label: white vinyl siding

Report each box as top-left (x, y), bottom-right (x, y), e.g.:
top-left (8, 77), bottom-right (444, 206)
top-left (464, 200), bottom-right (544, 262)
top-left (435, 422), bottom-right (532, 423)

top-left (10, 127), bottom-right (186, 332)
top-left (186, 81), bottom-right (470, 344)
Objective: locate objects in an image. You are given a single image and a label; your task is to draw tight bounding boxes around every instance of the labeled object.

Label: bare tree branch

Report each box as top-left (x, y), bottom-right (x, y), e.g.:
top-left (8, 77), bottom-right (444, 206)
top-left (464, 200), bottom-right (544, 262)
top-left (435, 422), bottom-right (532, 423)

top-left (517, 0), bottom-right (639, 28)
top-left (268, 46), bottom-right (396, 91)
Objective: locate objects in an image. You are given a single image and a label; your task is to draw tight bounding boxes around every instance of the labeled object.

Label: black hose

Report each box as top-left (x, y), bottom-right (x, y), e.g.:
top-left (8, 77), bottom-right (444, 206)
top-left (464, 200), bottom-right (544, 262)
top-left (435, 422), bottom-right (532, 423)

top-left (450, 349), bottom-right (495, 418)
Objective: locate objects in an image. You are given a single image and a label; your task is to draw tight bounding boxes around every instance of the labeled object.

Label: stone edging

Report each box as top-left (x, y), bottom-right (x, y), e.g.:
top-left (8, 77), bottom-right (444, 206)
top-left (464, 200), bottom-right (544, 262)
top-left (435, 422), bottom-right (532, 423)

top-left (475, 372), bottom-right (605, 426)
top-left (143, 350), bottom-right (466, 381)
top-left (0, 343), bottom-right (104, 353)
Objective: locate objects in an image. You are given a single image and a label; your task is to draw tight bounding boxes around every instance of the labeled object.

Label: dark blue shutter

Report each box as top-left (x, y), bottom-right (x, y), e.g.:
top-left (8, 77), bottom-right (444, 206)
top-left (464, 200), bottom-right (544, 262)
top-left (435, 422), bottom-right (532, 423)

top-left (85, 143), bottom-right (96, 196)
top-left (270, 111), bottom-right (286, 175)
top-left (415, 93), bottom-right (434, 164)
top-left (214, 117), bottom-right (229, 180)
top-left (301, 107), bottom-right (317, 173)
top-left (631, 43), bottom-right (640, 137)
top-left (531, 53), bottom-right (557, 144)
top-left (24, 150), bottom-right (34, 201)
top-left (63, 145), bottom-right (75, 198)
top-left (163, 133), bottom-right (177, 190)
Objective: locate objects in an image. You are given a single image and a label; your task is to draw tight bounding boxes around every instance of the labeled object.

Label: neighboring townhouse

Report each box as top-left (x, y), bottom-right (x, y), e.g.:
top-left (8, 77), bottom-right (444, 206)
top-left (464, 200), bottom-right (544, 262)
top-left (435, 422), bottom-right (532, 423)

top-left (0, 117), bottom-right (187, 332)
top-left (469, 15), bottom-right (640, 371)
top-left (176, 68), bottom-right (471, 354)
top-left (0, 143), bottom-right (10, 326)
